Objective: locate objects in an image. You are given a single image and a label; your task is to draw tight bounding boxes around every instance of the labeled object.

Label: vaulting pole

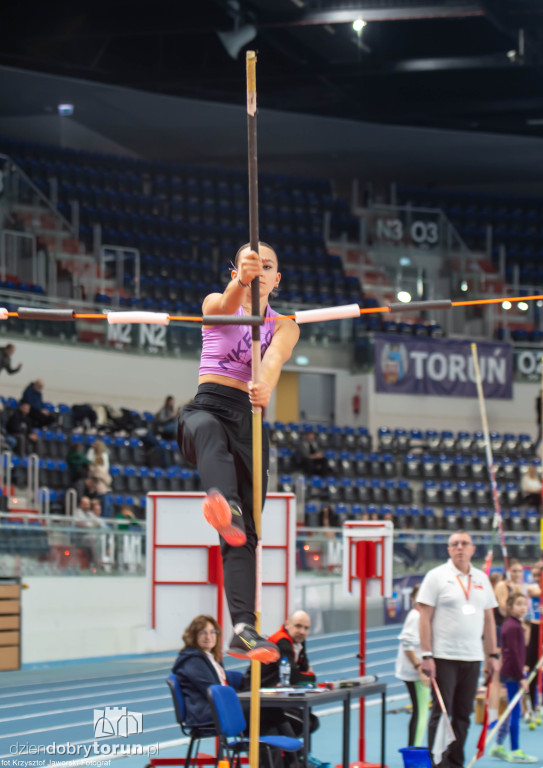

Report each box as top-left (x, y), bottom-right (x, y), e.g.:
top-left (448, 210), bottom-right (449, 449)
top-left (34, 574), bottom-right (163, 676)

top-left (538, 357), bottom-right (543, 713)
top-left (246, 49), bottom-right (262, 768)
top-left (471, 343), bottom-right (509, 577)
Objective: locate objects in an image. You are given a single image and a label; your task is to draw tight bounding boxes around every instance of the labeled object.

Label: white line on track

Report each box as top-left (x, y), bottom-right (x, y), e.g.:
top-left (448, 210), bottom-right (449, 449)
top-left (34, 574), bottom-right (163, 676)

top-left (0, 707), bottom-right (173, 741)
top-left (0, 673), bottom-right (171, 700)
top-left (0, 694), bottom-right (170, 723)
top-left (0, 684), bottom-right (168, 711)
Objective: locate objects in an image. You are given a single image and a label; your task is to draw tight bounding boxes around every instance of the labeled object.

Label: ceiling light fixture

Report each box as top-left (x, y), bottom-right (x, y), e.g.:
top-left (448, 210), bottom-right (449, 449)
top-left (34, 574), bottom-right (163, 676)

top-left (353, 18), bottom-right (366, 33)
top-left (396, 290), bottom-right (412, 303)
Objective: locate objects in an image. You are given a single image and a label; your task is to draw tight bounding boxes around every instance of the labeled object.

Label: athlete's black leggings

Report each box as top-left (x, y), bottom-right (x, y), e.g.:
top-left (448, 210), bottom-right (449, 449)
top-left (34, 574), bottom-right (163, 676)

top-left (177, 383), bottom-right (269, 627)
top-left (526, 621), bottom-right (541, 707)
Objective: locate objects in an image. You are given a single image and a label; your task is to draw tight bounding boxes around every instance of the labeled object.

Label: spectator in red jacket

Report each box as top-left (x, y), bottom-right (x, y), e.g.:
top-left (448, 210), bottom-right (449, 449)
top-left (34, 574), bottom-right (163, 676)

top-left (241, 610), bottom-right (319, 746)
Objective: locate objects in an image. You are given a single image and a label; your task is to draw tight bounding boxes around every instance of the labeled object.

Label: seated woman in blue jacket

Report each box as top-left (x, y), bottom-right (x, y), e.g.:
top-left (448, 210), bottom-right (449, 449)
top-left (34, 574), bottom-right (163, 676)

top-left (172, 614), bottom-right (231, 727)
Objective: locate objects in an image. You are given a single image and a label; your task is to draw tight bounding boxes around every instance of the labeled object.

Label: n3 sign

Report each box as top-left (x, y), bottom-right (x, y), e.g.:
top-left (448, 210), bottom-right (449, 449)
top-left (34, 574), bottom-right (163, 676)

top-left (376, 218), bottom-right (439, 246)
top-left (108, 323), bottom-right (167, 350)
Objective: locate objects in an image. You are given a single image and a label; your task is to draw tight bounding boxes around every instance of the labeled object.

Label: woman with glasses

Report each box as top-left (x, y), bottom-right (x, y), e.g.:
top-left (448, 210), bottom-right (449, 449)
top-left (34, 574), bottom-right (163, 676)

top-left (172, 614), bottom-right (229, 727)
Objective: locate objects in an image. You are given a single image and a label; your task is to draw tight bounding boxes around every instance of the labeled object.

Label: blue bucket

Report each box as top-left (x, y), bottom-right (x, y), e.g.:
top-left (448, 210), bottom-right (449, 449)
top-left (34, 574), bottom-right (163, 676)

top-left (398, 747), bottom-right (433, 768)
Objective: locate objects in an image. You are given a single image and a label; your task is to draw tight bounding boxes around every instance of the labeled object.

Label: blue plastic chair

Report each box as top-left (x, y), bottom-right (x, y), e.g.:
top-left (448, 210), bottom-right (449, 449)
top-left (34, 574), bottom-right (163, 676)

top-left (165, 674), bottom-right (216, 767)
top-left (207, 684), bottom-right (302, 768)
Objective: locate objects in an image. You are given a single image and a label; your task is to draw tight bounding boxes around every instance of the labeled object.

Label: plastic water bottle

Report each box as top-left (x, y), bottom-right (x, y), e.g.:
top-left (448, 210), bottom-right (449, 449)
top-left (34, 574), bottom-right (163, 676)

top-left (279, 656), bottom-right (291, 687)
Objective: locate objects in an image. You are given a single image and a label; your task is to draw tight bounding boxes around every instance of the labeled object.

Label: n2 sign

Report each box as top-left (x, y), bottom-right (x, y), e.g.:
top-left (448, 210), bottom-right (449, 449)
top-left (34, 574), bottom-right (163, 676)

top-left (108, 323), bottom-right (167, 351)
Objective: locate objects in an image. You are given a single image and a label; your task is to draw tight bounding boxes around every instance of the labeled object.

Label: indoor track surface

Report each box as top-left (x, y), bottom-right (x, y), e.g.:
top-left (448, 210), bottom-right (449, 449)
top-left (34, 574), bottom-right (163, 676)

top-left (0, 624), bottom-right (541, 768)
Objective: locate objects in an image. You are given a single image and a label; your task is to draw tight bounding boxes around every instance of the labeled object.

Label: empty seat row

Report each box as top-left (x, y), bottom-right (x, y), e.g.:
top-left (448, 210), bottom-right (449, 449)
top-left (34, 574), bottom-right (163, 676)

top-left (403, 453), bottom-right (538, 481)
top-left (110, 465), bottom-right (199, 494)
top-left (422, 480), bottom-right (522, 507)
top-left (269, 423), bottom-right (372, 452)
top-left (378, 427), bottom-right (534, 456)
top-left (290, 475), bottom-right (413, 505)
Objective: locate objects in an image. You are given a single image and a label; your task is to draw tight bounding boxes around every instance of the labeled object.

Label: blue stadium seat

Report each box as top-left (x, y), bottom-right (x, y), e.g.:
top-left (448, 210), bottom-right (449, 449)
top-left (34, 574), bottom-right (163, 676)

top-left (355, 477), bottom-right (369, 503)
top-left (305, 502), bottom-right (320, 527)
top-left (422, 480), bottom-right (438, 506)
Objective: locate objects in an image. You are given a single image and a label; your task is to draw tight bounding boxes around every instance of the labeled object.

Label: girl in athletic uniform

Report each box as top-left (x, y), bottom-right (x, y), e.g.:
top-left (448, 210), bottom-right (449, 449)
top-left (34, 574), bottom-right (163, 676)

top-left (177, 243), bottom-right (299, 663)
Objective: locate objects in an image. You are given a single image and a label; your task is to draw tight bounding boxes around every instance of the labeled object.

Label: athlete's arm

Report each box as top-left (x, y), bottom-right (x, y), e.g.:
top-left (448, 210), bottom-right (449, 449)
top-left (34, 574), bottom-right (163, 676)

top-left (249, 318), bottom-right (300, 407)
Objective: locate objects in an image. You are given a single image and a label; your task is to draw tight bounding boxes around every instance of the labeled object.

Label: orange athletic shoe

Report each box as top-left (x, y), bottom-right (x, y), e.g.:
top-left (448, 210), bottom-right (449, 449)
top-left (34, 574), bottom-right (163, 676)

top-left (228, 624), bottom-right (280, 663)
top-left (202, 489), bottom-right (247, 547)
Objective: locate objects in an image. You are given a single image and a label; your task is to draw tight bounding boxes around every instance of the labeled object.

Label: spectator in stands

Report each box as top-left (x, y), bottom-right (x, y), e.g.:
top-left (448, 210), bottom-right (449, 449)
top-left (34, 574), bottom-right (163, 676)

top-left (299, 430), bottom-right (324, 474)
top-left (73, 496), bottom-right (94, 526)
top-left (87, 438), bottom-right (110, 471)
top-left (319, 504), bottom-right (337, 528)
top-left (0, 344), bottom-right (22, 377)
top-left (155, 396), bottom-right (178, 439)
top-left (394, 585), bottom-right (430, 746)
top-left (22, 379), bottom-right (55, 428)
top-left (88, 447), bottom-right (112, 517)
top-left (90, 498), bottom-right (109, 528)
top-left (177, 242), bottom-right (299, 661)
top-left (5, 400), bottom-right (38, 455)
top-left (116, 504), bottom-right (140, 531)
top-left (241, 610), bottom-right (319, 754)
top-left (171, 614), bottom-right (231, 728)
top-left (418, 530), bottom-right (499, 768)
top-left (520, 465), bottom-right (541, 506)
top-left (320, 505), bottom-right (340, 572)
top-left (495, 560), bottom-right (537, 621)
top-left (73, 474), bottom-right (98, 503)
top-left (74, 497), bottom-right (108, 569)
top-left (67, 442), bottom-right (91, 482)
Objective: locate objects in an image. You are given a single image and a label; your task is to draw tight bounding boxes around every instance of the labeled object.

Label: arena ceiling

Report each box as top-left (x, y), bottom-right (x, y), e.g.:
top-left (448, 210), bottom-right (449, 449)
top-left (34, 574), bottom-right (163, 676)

top-left (2, 0), bottom-right (543, 139)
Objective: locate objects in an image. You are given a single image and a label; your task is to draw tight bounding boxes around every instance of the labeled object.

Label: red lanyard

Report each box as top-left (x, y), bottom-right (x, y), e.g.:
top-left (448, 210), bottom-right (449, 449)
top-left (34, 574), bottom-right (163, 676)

top-left (456, 573), bottom-right (472, 601)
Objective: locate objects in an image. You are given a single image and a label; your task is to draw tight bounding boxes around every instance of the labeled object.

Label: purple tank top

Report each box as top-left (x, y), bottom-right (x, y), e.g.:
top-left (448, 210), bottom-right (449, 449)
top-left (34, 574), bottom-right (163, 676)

top-left (199, 305), bottom-right (279, 383)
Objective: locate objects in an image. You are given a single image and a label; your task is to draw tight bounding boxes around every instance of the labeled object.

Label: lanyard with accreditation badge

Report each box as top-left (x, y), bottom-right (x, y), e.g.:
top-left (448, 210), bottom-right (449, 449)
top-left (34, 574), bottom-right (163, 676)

top-left (457, 573), bottom-right (476, 615)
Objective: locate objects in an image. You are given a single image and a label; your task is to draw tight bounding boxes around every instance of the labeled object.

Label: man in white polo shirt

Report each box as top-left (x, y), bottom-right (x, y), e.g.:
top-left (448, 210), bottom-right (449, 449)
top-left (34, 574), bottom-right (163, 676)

top-left (418, 530), bottom-right (499, 768)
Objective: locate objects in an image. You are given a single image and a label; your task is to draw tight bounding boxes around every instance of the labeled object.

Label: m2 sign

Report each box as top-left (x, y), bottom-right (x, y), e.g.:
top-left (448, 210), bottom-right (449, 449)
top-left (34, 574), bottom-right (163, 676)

top-left (374, 334), bottom-right (512, 399)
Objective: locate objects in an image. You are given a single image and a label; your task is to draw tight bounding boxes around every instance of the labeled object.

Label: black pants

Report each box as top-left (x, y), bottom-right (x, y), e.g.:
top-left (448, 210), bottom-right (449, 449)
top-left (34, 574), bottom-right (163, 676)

top-left (428, 658), bottom-right (480, 768)
top-left (177, 383), bottom-right (269, 626)
top-left (526, 622), bottom-right (541, 707)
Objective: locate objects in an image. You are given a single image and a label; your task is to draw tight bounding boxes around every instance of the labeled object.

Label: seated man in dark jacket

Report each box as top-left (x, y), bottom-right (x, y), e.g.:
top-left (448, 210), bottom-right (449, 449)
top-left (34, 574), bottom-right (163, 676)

top-left (22, 379), bottom-right (55, 428)
top-left (6, 401), bottom-right (38, 455)
top-left (242, 610), bottom-right (319, 746)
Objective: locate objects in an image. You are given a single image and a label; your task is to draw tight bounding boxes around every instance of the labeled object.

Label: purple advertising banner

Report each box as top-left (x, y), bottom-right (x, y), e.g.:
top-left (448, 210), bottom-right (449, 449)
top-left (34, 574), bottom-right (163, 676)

top-left (374, 334), bottom-right (512, 399)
